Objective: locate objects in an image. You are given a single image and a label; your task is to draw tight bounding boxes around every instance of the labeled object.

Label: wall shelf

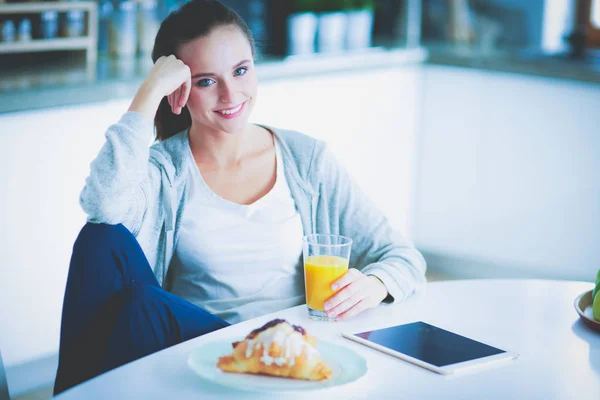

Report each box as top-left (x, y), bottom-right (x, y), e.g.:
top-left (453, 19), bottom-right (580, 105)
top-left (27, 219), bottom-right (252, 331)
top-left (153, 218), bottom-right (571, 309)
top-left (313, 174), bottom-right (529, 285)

top-left (0, 37), bottom-right (93, 53)
top-left (0, 1), bottom-right (97, 63)
top-left (0, 1), bottom-right (94, 13)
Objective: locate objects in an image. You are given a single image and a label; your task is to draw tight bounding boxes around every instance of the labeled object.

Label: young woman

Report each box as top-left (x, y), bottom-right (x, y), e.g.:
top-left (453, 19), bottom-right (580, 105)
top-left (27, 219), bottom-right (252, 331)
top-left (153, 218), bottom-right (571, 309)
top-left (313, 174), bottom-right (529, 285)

top-left (54, 0), bottom-right (426, 394)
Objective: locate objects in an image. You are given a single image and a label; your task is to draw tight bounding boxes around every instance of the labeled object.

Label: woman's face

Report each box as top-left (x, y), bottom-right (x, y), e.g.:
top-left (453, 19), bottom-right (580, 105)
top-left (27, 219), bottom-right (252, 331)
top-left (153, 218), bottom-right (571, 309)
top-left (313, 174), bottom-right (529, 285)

top-left (178, 25), bottom-right (257, 134)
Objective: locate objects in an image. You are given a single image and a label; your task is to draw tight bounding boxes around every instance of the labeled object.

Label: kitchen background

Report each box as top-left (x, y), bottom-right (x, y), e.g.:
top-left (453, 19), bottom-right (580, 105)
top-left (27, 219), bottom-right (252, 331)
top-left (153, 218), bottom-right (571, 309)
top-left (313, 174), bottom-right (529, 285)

top-left (0, 1), bottom-right (599, 399)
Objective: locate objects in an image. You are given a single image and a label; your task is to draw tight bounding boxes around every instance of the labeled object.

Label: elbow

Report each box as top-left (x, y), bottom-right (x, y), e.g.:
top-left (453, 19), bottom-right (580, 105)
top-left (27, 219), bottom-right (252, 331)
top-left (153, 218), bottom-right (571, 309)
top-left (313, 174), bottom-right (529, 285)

top-left (79, 189), bottom-right (130, 225)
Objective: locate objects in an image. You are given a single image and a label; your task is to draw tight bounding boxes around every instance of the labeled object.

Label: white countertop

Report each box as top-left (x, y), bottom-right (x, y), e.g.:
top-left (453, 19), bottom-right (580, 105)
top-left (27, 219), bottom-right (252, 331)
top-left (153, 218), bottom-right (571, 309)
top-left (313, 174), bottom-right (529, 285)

top-left (0, 47), bottom-right (427, 114)
top-left (54, 279), bottom-right (600, 399)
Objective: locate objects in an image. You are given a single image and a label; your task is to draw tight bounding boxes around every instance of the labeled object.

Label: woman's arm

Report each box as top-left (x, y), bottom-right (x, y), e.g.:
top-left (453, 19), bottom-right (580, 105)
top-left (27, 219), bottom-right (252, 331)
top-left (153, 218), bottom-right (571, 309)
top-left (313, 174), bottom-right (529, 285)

top-left (79, 55), bottom-right (192, 232)
top-left (79, 112), bottom-right (158, 232)
top-left (310, 143), bottom-right (427, 320)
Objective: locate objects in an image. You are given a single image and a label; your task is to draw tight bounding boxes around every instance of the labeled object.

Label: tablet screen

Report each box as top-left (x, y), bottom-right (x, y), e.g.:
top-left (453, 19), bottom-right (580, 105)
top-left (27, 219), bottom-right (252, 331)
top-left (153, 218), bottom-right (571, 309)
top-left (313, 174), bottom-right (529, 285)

top-left (355, 321), bottom-right (506, 367)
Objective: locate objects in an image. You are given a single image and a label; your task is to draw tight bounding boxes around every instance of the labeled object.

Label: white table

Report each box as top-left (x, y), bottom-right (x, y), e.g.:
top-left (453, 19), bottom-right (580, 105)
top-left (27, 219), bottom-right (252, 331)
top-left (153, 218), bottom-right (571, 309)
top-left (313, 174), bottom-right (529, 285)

top-left (55, 279), bottom-right (600, 399)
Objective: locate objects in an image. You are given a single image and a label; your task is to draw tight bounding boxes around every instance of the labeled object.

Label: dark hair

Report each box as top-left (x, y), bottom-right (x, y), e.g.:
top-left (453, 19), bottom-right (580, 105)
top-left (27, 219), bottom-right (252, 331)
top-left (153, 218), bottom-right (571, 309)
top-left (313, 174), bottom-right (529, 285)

top-left (151, 0), bottom-right (256, 141)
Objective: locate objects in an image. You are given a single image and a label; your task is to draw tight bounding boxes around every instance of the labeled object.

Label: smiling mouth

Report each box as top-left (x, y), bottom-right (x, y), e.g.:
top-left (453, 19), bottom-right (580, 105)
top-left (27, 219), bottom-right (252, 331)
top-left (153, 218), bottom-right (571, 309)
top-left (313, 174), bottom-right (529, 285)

top-left (215, 101), bottom-right (245, 115)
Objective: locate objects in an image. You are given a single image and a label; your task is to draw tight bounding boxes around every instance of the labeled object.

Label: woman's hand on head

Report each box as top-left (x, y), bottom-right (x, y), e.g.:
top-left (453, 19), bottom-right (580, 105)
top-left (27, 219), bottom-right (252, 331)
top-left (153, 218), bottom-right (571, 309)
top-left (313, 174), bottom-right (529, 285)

top-left (129, 55), bottom-right (192, 119)
top-left (151, 55), bottom-right (192, 115)
top-left (323, 269), bottom-right (388, 321)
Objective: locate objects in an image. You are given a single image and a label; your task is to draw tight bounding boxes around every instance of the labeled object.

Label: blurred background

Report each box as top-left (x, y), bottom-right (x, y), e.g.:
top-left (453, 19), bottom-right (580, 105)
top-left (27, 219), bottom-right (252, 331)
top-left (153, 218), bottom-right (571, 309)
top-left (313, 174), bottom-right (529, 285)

top-left (0, 0), bottom-right (598, 91)
top-left (0, 1), bottom-right (599, 399)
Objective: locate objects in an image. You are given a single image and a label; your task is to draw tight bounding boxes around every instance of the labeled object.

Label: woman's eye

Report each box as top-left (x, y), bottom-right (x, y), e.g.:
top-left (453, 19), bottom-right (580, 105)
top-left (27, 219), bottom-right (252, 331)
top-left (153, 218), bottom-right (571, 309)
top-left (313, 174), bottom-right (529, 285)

top-left (197, 78), bottom-right (214, 87)
top-left (234, 67), bottom-right (248, 77)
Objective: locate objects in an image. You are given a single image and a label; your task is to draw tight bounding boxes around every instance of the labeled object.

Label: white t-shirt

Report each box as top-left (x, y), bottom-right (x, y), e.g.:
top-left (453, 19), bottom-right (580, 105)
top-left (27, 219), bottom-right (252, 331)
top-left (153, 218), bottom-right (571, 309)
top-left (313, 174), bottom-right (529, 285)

top-left (168, 137), bottom-right (305, 324)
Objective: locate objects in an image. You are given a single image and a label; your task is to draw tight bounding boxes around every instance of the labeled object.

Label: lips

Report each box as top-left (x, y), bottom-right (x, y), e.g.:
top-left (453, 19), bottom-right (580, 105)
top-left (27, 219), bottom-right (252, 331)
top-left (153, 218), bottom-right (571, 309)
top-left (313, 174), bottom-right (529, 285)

top-left (214, 101), bottom-right (246, 119)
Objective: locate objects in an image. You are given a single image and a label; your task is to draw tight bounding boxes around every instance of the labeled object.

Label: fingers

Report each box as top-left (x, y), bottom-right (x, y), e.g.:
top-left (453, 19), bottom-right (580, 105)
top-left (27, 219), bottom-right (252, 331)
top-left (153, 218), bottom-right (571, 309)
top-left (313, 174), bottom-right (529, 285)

top-left (169, 63), bottom-right (191, 115)
top-left (170, 87), bottom-right (184, 115)
top-left (168, 92), bottom-right (178, 115)
top-left (180, 73), bottom-right (191, 109)
top-left (325, 269), bottom-right (361, 310)
top-left (177, 86), bottom-right (183, 111)
top-left (173, 88), bottom-right (182, 115)
top-left (336, 300), bottom-right (368, 321)
top-left (325, 283), bottom-right (364, 320)
top-left (324, 269), bottom-right (387, 321)
top-left (150, 54), bottom-right (192, 115)
top-left (325, 278), bottom-right (360, 310)
top-left (331, 268), bottom-right (360, 291)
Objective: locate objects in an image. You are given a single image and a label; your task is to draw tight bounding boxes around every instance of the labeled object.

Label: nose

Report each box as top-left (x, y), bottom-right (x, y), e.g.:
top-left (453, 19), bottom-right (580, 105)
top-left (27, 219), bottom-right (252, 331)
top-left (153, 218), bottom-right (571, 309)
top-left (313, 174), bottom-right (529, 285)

top-left (218, 79), bottom-right (236, 104)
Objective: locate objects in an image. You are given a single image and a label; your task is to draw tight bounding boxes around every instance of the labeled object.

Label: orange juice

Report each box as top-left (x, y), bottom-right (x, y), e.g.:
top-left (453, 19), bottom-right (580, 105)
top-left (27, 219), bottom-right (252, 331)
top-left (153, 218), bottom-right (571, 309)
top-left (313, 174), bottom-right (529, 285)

top-left (304, 255), bottom-right (349, 311)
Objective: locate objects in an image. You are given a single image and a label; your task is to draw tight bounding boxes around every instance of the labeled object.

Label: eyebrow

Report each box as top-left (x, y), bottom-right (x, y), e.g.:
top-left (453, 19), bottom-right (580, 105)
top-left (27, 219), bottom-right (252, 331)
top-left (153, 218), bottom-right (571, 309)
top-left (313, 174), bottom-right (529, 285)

top-left (191, 59), bottom-right (251, 79)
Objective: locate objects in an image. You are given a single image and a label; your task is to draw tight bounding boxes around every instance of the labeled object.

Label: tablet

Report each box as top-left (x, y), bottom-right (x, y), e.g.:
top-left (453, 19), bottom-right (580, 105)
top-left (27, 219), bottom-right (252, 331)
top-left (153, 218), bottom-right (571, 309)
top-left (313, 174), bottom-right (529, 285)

top-left (342, 321), bottom-right (518, 375)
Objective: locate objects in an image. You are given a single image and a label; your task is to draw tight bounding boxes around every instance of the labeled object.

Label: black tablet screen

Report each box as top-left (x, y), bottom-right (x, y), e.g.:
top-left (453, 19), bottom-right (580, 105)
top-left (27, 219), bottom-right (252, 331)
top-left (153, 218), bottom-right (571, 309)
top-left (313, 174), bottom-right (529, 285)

top-left (355, 321), bottom-right (506, 367)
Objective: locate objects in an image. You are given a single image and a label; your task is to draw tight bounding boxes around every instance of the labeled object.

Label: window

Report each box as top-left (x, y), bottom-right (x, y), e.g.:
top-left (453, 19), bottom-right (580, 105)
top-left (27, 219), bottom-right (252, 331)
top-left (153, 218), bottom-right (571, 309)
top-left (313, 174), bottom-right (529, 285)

top-left (593, 0), bottom-right (600, 28)
top-left (587, 0), bottom-right (600, 47)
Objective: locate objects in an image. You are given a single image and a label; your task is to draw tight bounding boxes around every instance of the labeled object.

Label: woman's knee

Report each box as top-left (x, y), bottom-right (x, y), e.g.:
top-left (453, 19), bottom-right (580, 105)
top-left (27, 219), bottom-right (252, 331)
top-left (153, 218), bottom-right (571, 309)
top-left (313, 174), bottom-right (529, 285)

top-left (74, 223), bottom-right (136, 253)
top-left (69, 223), bottom-right (139, 280)
top-left (68, 222), bottom-right (158, 290)
top-left (79, 222), bottom-right (132, 242)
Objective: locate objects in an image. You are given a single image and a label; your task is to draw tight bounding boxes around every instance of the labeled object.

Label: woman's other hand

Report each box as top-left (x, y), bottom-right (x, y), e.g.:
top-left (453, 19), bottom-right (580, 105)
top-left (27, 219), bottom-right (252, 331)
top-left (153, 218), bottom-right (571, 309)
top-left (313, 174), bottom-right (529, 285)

top-left (324, 269), bottom-right (388, 321)
top-left (129, 55), bottom-right (192, 119)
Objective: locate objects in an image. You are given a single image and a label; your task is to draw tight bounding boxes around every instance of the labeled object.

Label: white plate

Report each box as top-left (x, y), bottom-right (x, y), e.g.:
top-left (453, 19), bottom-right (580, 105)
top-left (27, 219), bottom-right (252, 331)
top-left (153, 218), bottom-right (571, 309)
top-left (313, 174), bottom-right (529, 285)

top-left (187, 338), bottom-right (367, 392)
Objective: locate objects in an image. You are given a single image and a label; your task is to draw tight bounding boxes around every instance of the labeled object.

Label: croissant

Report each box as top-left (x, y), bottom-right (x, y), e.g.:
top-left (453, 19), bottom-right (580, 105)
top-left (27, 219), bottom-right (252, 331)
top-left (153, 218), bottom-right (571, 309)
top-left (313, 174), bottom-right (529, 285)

top-left (217, 319), bottom-right (332, 381)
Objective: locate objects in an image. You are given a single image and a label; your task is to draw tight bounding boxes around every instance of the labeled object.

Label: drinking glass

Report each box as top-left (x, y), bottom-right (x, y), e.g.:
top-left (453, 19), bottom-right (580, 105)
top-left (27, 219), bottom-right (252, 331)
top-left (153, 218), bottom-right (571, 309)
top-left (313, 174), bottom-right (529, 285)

top-left (303, 234), bottom-right (352, 321)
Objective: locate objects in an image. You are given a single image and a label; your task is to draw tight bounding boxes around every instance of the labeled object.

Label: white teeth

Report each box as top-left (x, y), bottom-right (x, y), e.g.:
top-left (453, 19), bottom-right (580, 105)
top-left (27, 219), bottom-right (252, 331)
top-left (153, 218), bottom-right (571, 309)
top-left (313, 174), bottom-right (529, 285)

top-left (217, 103), bottom-right (243, 115)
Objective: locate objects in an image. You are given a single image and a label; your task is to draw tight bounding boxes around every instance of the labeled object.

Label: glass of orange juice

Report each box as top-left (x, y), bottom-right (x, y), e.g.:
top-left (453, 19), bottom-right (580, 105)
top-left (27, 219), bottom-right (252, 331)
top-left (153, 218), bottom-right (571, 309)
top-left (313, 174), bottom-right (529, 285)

top-left (303, 234), bottom-right (352, 321)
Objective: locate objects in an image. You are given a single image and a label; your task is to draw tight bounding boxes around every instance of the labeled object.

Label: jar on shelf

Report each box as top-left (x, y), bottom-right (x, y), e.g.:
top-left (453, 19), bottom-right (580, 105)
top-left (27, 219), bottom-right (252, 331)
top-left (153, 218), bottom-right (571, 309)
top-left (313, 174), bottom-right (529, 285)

top-left (40, 10), bottom-right (59, 39)
top-left (109, 0), bottom-right (137, 58)
top-left (17, 18), bottom-right (32, 41)
top-left (62, 9), bottom-right (85, 37)
top-left (97, 0), bottom-right (113, 56)
top-left (0, 20), bottom-right (16, 43)
top-left (137, 0), bottom-right (159, 56)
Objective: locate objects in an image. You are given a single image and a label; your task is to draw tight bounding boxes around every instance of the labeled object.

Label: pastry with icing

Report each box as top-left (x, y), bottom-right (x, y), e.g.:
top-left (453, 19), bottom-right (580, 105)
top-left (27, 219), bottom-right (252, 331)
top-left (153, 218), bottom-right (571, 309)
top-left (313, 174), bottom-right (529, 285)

top-left (217, 319), bottom-right (332, 381)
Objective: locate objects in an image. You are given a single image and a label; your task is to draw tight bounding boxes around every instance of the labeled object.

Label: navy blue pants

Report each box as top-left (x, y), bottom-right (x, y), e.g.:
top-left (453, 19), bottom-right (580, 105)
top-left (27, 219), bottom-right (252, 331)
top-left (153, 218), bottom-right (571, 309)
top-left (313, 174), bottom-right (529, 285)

top-left (53, 223), bottom-right (229, 395)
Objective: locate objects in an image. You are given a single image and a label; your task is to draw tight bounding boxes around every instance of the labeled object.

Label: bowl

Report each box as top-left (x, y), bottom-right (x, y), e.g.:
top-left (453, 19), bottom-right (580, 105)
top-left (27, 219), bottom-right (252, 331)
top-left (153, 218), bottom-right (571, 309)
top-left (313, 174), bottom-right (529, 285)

top-left (574, 290), bottom-right (600, 333)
